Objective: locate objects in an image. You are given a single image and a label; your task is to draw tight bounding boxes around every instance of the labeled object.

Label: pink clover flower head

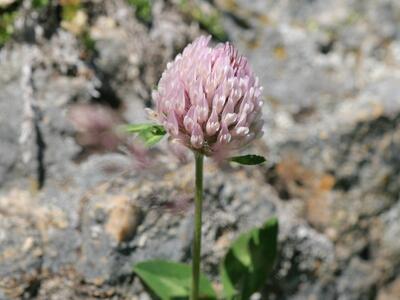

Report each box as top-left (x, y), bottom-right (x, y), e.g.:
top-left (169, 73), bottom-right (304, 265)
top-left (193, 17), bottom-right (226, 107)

top-left (152, 35), bottom-right (264, 157)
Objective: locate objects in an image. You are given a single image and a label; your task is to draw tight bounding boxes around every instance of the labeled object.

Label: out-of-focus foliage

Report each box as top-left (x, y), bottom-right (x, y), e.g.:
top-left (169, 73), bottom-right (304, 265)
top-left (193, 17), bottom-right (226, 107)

top-left (32, 0), bottom-right (48, 9)
top-left (0, 0), bottom-right (18, 46)
top-left (59, 0), bottom-right (93, 54)
top-left (81, 30), bottom-right (95, 53)
top-left (61, 0), bottom-right (81, 22)
top-left (127, 0), bottom-right (152, 25)
top-left (60, 0), bottom-right (88, 37)
top-left (179, 0), bottom-right (228, 41)
top-left (0, 0), bottom-right (229, 46)
top-left (0, 10), bottom-right (16, 46)
top-left (0, 0), bottom-right (51, 46)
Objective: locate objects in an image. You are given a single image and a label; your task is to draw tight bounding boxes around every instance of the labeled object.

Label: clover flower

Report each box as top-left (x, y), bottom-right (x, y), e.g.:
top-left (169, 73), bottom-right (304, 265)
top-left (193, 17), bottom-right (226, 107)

top-left (152, 35), bottom-right (264, 157)
top-left (130, 36), bottom-right (271, 300)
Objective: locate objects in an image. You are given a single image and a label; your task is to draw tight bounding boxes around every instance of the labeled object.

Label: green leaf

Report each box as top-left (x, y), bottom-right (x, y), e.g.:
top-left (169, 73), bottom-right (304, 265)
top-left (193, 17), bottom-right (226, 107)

top-left (220, 218), bottom-right (278, 300)
top-left (229, 155), bottom-right (266, 165)
top-left (124, 123), bottom-right (166, 147)
top-left (133, 260), bottom-right (217, 300)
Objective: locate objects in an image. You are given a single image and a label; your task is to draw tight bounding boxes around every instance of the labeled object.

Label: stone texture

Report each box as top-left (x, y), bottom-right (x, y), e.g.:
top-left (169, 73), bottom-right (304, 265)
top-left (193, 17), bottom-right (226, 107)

top-left (1, 0), bottom-right (400, 299)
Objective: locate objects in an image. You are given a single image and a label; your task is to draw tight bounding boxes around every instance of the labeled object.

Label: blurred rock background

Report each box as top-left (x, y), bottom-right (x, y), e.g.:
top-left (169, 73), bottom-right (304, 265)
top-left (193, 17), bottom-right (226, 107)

top-left (0, 0), bottom-right (399, 299)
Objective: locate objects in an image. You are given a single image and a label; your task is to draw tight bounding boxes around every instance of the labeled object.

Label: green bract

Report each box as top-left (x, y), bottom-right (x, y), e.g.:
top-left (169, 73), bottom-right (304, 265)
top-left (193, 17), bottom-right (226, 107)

top-left (124, 123), bottom-right (166, 147)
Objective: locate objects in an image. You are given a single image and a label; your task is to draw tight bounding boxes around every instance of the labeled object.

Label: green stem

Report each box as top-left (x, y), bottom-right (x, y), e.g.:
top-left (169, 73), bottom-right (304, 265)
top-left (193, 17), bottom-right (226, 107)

top-left (191, 152), bottom-right (204, 300)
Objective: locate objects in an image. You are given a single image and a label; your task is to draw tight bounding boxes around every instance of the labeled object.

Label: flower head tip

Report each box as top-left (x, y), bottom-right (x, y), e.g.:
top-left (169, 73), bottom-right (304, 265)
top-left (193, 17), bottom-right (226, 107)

top-left (152, 36), bottom-right (264, 158)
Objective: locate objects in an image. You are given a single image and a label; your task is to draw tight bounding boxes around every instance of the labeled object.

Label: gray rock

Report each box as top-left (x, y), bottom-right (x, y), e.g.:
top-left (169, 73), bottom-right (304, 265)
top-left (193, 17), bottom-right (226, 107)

top-left (0, 48), bottom-right (26, 186)
top-left (337, 258), bottom-right (379, 300)
top-left (0, 191), bottom-right (43, 299)
top-left (1, 0), bottom-right (400, 299)
top-left (0, 290), bottom-right (9, 300)
top-left (381, 201), bottom-right (400, 267)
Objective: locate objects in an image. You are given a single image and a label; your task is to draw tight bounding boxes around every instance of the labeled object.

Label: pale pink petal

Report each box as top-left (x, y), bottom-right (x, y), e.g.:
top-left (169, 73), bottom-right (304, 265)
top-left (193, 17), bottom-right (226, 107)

top-left (152, 35), bottom-right (264, 158)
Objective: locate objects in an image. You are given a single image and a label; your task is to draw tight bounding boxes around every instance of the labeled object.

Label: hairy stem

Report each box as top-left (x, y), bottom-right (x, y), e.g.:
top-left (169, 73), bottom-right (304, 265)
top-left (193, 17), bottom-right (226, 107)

top-left (191, 152), bottom-right (204, 300)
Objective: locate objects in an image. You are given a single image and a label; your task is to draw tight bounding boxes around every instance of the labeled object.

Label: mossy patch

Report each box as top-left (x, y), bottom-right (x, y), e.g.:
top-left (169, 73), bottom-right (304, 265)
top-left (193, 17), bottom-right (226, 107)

top-left (0, 11), bottom-right (17, 46)
top-left (179, 0), bottom-right (228, 42)
top-left (127, 0), bottom-right (152, 25)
